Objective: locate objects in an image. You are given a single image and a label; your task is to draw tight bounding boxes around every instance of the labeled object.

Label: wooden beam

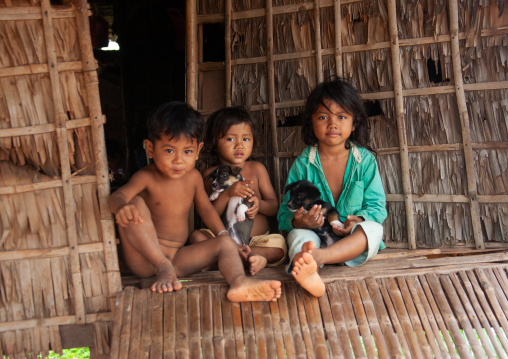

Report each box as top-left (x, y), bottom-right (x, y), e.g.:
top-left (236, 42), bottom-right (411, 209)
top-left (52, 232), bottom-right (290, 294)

top-left (266, 0), bottom-right (281, 202)
top-left (448, 0), bottom-right (484, 249)
top-left (41, 0), bottom-right (86, 324)
top-left (387, 0), bottom-right (416, 249)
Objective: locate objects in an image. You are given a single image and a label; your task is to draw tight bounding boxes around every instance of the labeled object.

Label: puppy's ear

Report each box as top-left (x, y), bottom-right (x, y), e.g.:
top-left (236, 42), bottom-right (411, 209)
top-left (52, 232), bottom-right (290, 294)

top-left (204, 167), bottom-right (219, 181)
top-left (231, 166), bottom-right (242, 176)
top-left (284, 181), bottom-right (299, 194)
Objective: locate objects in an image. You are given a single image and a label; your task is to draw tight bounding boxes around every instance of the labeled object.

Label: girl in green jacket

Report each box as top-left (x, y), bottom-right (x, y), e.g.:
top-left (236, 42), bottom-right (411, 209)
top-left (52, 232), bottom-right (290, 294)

top-left (277, 78), bottom-right (387, 297)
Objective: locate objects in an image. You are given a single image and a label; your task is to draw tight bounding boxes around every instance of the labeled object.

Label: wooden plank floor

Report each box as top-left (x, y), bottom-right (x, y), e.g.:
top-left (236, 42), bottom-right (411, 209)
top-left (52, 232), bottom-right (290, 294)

top-left (110, 260), bottom-right (508, 358)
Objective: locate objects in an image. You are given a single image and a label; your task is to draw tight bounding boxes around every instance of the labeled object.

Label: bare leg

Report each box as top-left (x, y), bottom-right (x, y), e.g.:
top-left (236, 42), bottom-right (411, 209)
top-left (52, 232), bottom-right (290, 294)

top-left (119, 196), bottom-right (181, 293)
top-left (187, 229), bottom-right (212, 244)
top-left (247, 246), bottom-right (284, 275)
top-left (172, 236), bottom-right (281, 302)
top-left (291, 242), bottom-right (325, 297)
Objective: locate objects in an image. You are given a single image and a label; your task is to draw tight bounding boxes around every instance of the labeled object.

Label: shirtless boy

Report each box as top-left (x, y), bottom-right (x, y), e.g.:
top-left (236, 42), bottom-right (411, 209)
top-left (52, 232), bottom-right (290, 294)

top-left (108, 101), bottom-right (281, 302)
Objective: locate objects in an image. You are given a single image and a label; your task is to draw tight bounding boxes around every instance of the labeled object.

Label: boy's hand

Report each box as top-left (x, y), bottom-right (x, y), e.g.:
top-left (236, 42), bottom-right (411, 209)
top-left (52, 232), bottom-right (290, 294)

top-left (293, 205), bottom-right (324, 229)
top-left (332, 215), bottom-right (363, 236)
top-left (227, 180), bottom-right (254, 199)
top-left (246, 195), bottom-right (259, 219)
top-left (238, 244), bottom-right (251, 261)
top-left (115, 204), bottom-right (143, 227)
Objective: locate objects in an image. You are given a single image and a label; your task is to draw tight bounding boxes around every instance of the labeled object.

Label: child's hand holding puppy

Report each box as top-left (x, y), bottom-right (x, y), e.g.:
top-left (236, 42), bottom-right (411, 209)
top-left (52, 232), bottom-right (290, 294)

top-left (226, 180), bottom-right (254, 199)
top-left (246, 196), bottom-right (259, 219)
top-left (331, 215), bottom-right (363, 236)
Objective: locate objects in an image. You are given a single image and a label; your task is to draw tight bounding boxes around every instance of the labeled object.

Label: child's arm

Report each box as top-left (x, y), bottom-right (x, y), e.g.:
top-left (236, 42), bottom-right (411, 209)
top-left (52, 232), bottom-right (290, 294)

top-left (108, 170), bottom-right (149, 227)
top-left (248, 162), bottom-right (278, 217)
top-left (194, 170), bottom-right (228, 235)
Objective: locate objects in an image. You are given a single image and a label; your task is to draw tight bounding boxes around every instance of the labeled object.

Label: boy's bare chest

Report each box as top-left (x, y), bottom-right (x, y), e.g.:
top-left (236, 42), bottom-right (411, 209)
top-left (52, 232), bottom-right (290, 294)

top-left (144, 181), bottom-right (194, 213)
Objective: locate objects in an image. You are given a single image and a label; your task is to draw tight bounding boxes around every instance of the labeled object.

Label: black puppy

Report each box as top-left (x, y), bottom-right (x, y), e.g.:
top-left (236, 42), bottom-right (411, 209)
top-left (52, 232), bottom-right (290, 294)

top-left (284, 180), bottom-right (344, 247)
top-left (205, 165), bottom-right (253, 246)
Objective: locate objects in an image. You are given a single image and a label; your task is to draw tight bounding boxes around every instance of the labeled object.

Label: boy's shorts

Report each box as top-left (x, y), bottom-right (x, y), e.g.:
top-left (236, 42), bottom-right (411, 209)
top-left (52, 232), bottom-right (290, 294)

top-left (285, 221), bottom-right (384, 273)
top-left (199, 229), bottom-right (287, 266)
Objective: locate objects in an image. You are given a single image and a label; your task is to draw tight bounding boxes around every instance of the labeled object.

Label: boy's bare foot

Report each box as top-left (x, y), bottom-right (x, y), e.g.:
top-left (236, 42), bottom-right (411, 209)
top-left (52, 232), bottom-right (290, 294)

top-left (227, 278), bottom-right (281, 302)
top-left (248, 255), bottom-right (268, 276)
top-left (292, 252), bottom-right (326, 297)
top-left (151, 265), bottom-right (182, 293)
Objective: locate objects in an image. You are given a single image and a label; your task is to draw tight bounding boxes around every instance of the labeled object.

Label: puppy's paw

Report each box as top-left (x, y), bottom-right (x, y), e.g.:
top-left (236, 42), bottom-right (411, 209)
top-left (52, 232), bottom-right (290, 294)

top-left (209, 191), bottom-right (220, 201)
top-left (330, 220), bottom-right (344, 229)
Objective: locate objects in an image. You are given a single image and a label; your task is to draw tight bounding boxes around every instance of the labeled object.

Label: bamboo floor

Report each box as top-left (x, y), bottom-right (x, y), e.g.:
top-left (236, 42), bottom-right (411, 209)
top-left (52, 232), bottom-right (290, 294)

top-left (110, 249), bottom-right (508, 358)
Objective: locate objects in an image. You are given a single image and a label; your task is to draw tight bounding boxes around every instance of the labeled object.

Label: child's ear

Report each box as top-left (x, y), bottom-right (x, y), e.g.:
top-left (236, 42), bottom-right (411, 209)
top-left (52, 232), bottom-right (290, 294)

top-left (144, 139), bottom-right (154, 159)
top-left (196, 142), bottom-right (204, 159)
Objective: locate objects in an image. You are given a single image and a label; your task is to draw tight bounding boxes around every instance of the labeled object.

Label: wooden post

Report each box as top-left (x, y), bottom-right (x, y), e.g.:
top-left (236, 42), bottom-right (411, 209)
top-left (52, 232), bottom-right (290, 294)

top-left (186, 0), bottom-right (198, 108)
top-left (266, 0), bottom-right (282, 201)
top-left (225, 0), bottom-right (232, 107)
top-left (448, 0), bottom-right (484, 249)
top-left (334, 0), bottom-right (343, 78)
top-left (73, 0), bottom-right (122, 301)
top-left (387, 0), bottom-right (416, 249)
top-left (314, 0), bottom-right (323, 83)
top-left (41, 0), bottom-right (86, 324)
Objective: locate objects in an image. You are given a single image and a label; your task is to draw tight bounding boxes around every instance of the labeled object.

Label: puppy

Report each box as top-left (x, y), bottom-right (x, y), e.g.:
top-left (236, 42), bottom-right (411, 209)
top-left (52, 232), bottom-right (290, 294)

top-left (284, 180), bottom-right (344, 247)
top-left (205, 165), bottom-right (253, 246)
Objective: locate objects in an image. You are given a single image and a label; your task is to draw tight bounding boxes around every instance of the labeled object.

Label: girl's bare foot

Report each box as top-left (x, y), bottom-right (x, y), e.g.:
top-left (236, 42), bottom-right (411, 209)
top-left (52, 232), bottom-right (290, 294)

top-left (292, 240), bottom-right (316, 267)
top-left (151, 265), bottom-right (182, 293)
top-left (292, 252), bottom-right (325, 297)
top-left (227, 278), bottom-right (281, 302)
top-left (249, 255), bottom-right (268, 276)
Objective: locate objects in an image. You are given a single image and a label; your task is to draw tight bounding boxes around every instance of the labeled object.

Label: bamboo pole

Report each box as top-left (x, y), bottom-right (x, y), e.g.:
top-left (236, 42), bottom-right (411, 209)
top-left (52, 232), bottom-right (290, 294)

top-left (40, 0), bottom-right (86, 325)
top-left (314, 0), bottom-right (323, 83)
top-left (334, 0), bottom-right (343, 78)
top-left (266, 0), bottom-right (281, 202)
top-left (225, 0), bottom-right (232, 107)
top-left (73, 0), bottom-right (122, 301)
top-left (448, 0), bottom-right (484, 249)
top-left (387, 0), bottom-right (415, 249)
top-left (186, 0), bottom-right (197, 108)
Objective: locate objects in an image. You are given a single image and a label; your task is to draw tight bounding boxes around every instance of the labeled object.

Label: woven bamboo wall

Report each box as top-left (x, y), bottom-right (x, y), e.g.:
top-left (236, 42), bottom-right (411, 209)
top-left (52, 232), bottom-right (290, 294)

top-left (0, 0), bottom-right (121, 357)
top-left (187, 0), bottom-right (508, 251)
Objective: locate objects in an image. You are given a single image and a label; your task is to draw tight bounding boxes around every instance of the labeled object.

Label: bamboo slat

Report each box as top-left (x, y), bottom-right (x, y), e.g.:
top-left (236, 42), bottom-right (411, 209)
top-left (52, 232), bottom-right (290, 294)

top-left (387, 0), bottom-right (415, 249)
top-left (186, 0), bottom-right (198, 108)
top-left (110, 266), bottom-right (508, 358)
top-left (313, 0), bottom-right (323, 84)
top-left (333, 0), bottom-right (342, 78)
top-left (40, 0), bottom-right (86, 325)
top-left (266, 0), bottom-right (281, 203)
top-left (224, 0), bottom-right (232, 107)
top-left (448, 0), bottom-right (484, 249)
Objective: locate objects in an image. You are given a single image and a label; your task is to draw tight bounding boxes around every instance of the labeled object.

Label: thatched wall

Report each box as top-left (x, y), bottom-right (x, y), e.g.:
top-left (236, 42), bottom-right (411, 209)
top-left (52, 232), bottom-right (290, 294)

top-left (188, 0), bottom-right (508, 250)
top-left (0, 1), bottom-right (121, 357)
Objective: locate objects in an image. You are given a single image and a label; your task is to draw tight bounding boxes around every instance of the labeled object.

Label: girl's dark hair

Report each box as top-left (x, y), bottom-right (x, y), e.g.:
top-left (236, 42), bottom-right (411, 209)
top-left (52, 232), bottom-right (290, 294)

top-left (146, 101), bottom-right (204, 143)
top-left (301, 78), bottom-right (374, 152)
top-left (202, 106), bottom-right (256, 166)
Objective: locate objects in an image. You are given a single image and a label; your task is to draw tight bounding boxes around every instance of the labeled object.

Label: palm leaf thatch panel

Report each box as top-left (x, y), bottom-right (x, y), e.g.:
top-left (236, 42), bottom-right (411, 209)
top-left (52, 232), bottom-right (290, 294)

top-left (0, 0), bottom-right (121, 358)
top-left (190, 0), bottom-right (508, 250)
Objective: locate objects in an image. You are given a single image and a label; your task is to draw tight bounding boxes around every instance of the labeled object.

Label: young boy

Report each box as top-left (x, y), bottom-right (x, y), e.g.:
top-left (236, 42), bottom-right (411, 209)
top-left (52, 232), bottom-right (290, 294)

top-left (189, 107), bottom-right (287, 275)
top-left (108, 101), bottom-right (281, 302)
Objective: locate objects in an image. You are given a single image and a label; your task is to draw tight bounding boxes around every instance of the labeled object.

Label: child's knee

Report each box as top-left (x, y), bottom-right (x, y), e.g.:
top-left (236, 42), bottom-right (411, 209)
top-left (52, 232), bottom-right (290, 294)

top-left (216, 235), bottom-right (238, 251)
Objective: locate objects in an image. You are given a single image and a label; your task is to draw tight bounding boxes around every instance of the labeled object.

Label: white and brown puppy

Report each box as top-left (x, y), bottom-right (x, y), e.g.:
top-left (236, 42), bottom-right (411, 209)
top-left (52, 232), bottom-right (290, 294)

top-left (205, 165), bottom-right (254, 246)
top-left (284, 180), bottom-right (344, 247)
